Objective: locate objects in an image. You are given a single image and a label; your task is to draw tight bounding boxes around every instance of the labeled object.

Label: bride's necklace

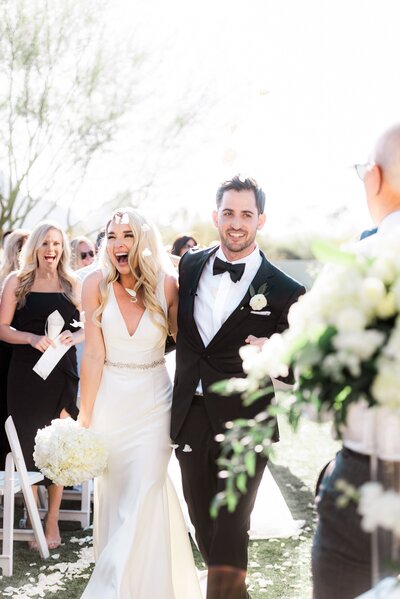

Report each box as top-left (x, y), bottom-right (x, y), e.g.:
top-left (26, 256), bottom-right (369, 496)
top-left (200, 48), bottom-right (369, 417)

top-left (118, 278), bottom-right (138, 303)
top-left (125, 287), bottom-right (137, 303)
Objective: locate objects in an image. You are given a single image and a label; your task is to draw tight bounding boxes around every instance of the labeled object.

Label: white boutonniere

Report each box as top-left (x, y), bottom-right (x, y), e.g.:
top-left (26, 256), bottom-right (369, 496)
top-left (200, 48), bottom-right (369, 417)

top-left (249, 283), bottom-right (268, 311)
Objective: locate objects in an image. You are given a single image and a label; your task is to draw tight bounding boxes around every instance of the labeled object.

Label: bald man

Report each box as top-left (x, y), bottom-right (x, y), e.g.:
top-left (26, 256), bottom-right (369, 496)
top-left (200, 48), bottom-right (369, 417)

top-left (312, 124), bottom-right (400, 599)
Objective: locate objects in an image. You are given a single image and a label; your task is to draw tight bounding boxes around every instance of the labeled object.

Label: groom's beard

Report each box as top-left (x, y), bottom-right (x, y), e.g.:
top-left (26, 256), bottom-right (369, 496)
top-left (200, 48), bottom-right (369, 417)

top-left (218, 229), bottom-right (257, 256)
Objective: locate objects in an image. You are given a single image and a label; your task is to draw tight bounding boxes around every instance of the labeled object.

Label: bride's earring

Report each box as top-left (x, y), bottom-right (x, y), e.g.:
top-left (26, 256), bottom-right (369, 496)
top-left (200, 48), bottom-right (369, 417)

top-left (125, 288), bottom-right (137, 303)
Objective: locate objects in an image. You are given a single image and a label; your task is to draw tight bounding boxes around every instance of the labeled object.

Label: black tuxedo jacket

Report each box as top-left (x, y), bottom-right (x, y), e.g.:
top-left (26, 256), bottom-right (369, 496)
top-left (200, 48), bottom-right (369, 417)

top-left (170, 246), bottom-right (306, 440)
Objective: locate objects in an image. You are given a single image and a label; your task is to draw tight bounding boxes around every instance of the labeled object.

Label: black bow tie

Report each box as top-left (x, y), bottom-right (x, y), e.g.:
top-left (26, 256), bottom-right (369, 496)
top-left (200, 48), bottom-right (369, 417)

top-left (213, 256), bottom-right (245, 283)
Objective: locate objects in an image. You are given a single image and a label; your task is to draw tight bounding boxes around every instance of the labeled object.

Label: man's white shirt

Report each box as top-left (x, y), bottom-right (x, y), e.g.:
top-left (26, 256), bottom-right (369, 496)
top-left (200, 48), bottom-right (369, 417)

top-left (194, 245), bottom-right (262, 346)
top-left (193, 245), bottom-right (262, 394)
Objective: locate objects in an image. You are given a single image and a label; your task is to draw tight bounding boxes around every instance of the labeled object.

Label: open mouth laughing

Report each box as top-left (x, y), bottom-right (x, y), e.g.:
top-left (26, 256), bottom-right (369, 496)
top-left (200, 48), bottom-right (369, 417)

top-left (115, 252), bottom-right (129, 265)
top-left (44, 255), bottom-right (57, 264)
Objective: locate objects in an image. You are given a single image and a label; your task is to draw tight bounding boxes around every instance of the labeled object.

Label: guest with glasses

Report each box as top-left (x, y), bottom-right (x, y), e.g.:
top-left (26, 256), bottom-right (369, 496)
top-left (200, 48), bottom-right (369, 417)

top-left (312, 124), bottom-right (400, 599)
top-left (70, 236), bottom-right (95, 271)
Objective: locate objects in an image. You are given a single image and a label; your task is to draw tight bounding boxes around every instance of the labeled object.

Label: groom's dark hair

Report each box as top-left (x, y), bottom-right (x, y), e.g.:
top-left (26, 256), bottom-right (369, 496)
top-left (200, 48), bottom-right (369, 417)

top-left (216, 175), bottom-right (266, 214)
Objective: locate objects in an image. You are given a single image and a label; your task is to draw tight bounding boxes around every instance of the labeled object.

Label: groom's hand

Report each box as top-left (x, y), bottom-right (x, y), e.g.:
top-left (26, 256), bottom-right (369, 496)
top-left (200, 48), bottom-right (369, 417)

top-left (245, 335), bottom-right (267, 347)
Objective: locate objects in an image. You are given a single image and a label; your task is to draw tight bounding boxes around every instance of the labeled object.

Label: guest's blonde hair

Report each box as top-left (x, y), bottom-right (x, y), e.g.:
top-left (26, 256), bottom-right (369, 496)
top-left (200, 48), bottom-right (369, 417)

top-left (15, 221), bottom-right (78, 308)
top-left (94, 208), bottom-right (172, 342)
top-left (0, 229), bottom-right (30, 290)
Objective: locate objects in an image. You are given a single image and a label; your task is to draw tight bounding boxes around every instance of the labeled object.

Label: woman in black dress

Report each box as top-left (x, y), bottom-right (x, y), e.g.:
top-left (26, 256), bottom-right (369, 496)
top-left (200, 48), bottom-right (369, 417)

top-left (0, 221), bottom-right (84, 549)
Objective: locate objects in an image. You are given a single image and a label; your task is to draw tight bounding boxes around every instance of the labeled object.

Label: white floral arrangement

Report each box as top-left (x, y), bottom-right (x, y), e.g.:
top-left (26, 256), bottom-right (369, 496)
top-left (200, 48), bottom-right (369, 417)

top-left (212, 233), bottom-right (400, 513)
top-left (241, 234), bottom-right (400, 434)
top-left (34, 418), bottom-right (108, 486)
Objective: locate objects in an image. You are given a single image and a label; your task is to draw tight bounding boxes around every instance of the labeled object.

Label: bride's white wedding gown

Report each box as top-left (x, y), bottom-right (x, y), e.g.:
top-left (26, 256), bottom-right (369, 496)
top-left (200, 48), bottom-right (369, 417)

top-left (81, 281), bottom-right (202, 599)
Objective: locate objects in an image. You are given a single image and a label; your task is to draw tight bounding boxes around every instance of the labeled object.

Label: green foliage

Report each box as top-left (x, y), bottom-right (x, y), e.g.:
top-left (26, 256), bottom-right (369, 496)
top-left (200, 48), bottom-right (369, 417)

top-left (310, 239), bottom-right (357, 265)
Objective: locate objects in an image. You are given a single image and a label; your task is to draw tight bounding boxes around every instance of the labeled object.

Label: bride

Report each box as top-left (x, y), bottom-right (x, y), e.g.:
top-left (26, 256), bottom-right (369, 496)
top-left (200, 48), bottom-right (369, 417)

top-left (79, 208), bottom-right (202, 598)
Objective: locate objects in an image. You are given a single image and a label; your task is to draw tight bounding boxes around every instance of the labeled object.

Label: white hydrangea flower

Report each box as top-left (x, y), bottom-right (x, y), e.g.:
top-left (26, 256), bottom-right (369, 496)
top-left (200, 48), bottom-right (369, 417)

top-left (260, 333), bottom-right (289, 379)
top-left (333, 330), bottom-right (385, 361)
top-left (359, 482), bottom-right (400, 535)
top-left (376, 291), bottom-right (397, 319)
top-left (372, 359), bottom-right (400, 409)
top-left (33, 418), bottom-right (108, 486)
top-left (360, 276), bottom-right (386, 309)
top-left (335, 307), bottom-right (366, 332)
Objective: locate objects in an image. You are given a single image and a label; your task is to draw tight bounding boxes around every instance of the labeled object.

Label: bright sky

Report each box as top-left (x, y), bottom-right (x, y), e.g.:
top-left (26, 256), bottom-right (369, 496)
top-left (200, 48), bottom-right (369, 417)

top-left (72, 0), bottom-right (400, 239)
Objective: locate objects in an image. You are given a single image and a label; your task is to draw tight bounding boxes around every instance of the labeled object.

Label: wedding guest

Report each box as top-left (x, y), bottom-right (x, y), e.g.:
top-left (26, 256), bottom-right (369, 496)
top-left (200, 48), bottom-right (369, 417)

top-left (1, 229), bottom-right (14, 251)
top-left (171, 234), bottom-right (198, 257)
top-left (171, 175), bottom-right (305, 599)
top-left (0, 229), bottom-right (31, 291)
top-left (70, 235), bottom-right (95, 271)
top-left (312, 124), bottom-right (400, 599)
top-left (0, 221), bottom-right (84, 549)
top-left (75, 230), bottom-right (105, 282)
top-left (0, 228), bottom-right (30, 469)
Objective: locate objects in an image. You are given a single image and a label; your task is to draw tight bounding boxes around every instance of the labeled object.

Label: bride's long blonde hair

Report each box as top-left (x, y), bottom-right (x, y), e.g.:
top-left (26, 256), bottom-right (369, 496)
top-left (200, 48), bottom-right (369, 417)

top-left (14, 221), bottom-right (78, 308)
top-left (94, 208), bottom-right (173, 342)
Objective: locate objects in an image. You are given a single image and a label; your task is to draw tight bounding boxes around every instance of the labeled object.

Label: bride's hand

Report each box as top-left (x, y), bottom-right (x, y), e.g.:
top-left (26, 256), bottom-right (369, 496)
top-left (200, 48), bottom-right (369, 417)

top-left (78, 413), bottom-right (91, 428)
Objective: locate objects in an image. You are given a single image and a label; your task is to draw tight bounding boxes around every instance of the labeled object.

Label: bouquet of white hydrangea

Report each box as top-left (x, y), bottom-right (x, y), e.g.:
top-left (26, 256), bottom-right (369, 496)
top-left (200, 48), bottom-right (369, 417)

top-left (33, 418), bottom-right (108, 486)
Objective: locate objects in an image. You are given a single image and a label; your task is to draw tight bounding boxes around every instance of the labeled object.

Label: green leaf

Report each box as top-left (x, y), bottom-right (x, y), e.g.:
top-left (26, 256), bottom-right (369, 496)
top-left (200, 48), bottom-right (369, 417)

top-left (227, 492), bottom-right (238, 513)
top-left (236, 472), bottom-right (248, 494)
top-left (249, 285), bottom-right (255, 297)
top-left (258, 283), bottom-right (267, 295)
top-left (209, 379), bottom-right (230, 394)
top-left (244, 451), bottom-right (256, 477)
top-left (311, 239), bottom-right (357, 265)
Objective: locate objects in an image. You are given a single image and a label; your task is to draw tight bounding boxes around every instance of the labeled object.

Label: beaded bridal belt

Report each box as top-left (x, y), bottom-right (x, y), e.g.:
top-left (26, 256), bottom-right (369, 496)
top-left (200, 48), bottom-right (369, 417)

top-left (104, 358), bottom-right (166, 370)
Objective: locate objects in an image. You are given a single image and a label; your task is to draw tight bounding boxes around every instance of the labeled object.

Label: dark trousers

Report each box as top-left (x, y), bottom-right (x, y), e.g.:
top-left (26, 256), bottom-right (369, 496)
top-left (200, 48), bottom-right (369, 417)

top-left (312, 447), bottom-right (372, 599)
top-left (175, 396), bottom-right (267, 570)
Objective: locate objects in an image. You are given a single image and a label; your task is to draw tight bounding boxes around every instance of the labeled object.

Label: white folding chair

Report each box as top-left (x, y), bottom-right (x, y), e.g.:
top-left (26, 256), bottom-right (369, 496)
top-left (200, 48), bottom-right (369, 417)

top-left (0, 416), bottom-right (49, 575)
top-left (37, 479), bottom-right (92, 529)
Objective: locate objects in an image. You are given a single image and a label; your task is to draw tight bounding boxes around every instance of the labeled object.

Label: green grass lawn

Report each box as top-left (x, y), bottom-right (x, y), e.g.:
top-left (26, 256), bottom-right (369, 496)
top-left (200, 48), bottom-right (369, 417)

top-left (0, 417), bottom-right (339, 598)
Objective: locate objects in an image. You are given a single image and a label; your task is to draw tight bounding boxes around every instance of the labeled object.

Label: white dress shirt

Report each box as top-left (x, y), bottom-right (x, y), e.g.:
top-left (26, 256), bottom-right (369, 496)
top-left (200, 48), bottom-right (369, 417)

top-left (194, 245), bottom-right (262, 346)
top-left (193, 245), bottom-right (262, 393)
top-left (342, 210), bottom-right (400, 459)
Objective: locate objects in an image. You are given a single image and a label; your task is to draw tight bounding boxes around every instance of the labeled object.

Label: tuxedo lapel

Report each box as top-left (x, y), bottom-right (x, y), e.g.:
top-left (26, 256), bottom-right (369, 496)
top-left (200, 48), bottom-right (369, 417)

top-left (184, 246), bottom-right (218, 348)
top-left (206, 251), bottom-right (275, 349)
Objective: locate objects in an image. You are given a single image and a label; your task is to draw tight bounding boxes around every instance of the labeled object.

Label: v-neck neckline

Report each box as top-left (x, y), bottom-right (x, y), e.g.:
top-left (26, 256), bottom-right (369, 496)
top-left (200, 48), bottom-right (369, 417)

top-left (112, 284), bottom-right (147, 338)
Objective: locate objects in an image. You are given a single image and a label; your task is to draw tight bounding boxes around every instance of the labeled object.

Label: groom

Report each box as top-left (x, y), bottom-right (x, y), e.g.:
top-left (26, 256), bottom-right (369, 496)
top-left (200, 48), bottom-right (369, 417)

top-left (171, 175), bottom-right (305, 599)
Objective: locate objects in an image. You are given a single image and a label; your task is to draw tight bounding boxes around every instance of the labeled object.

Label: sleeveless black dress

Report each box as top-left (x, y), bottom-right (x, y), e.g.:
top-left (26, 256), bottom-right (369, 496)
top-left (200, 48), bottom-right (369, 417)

top-left (7, 292), bottom-right (80, 477)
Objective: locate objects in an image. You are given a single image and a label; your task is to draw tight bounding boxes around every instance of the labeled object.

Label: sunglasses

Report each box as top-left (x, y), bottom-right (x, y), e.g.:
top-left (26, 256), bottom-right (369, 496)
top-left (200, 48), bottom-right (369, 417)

top-left (80, 250), bottom-right (94, 260)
